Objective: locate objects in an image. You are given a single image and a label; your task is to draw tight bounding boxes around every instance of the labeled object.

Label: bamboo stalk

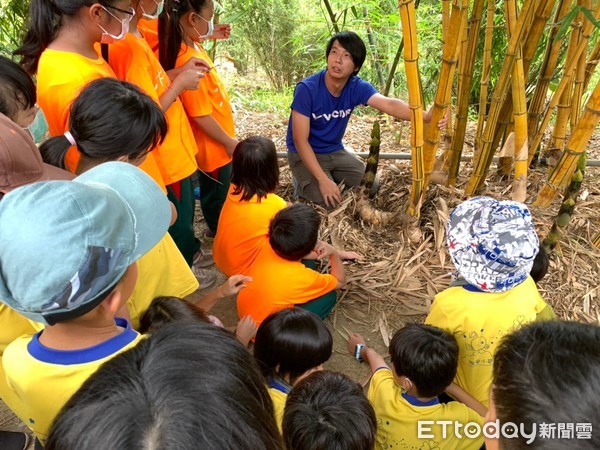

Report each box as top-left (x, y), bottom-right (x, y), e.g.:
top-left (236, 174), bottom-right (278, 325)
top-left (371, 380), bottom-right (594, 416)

top-left (529, 1), bottom-right (600, 166)
top-left (446, 0), bottom-right (486, 186)
top-left (399, 0), bottom-right (425, 217)
top-left (528, 0), bottom-right (573, 147)
top-left (421, 0), bottom-right (467, 192)
top-left (593, 231), bottom-right (600, 249)
top-left (571, 0), bottom-right (591, 128)
top-left (322, 0), bottom-right (340, 33)
top-left (475, 0), bottom-right (496, 153)
top-left (534, 75), bottom-right (600, 207)
top-left (583, 38), bottom-right (600, 91)
top-left (363, 7), bottom-right (386, 89)
top-left (362, 121), bottom-right (381, 189)
top-left (465, 0), bottom-right (536, 195)
top-left (506, 0), bottom-right (529, 202)
top-left (522, 0), bottom-right (558, 74)
top-left (542, 153), bottom-right (586, 251)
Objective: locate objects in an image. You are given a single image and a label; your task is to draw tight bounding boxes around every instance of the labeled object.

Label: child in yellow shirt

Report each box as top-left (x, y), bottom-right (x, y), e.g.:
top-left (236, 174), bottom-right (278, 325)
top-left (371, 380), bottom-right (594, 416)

top-left (425, 197), bottom-right (555, 407)
top-left (348, 324), bottom-right (486, 450)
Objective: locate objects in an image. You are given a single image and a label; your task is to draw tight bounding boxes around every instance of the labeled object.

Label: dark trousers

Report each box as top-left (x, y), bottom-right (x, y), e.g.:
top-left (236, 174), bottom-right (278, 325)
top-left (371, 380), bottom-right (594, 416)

top-left (198, 163), bottom-right (232, 234)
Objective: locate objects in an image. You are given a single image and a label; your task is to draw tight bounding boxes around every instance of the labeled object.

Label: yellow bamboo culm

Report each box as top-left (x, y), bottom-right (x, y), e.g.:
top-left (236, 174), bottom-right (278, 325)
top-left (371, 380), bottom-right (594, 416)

top-left (399, 0), bottom-right (425, 217)
top-left (527, 0), bottom-right (573, 141)
top-left (475, 0), bottom-right (496, 152)
top-left (421, 0), bottom-right (467, 192)
top-left (465, 0), bottom-right (536, 196)
top-left (571, 0), bottom-right (590, 129)
top-left (445, 0), bottom-right (486, 186)
top-left (534, 76), bottom-right (600, 207)
top-left (523, 0), bottom-right (558, 74)
top-left (528, 1), bottom-right (600, 166)
top-left (593, 231), bottom-right (600, 249)
top-left (506, 0), bottom-right (529, 202)
top-left (583, 38), bottom-right (600, 91)
top-left (442, 0), bottom-right (451, 46)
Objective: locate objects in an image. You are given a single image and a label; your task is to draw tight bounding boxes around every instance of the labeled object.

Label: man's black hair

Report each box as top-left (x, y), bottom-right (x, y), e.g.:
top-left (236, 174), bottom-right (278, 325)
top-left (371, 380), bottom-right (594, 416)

top-left (325, 31), bottom-right (367, 75)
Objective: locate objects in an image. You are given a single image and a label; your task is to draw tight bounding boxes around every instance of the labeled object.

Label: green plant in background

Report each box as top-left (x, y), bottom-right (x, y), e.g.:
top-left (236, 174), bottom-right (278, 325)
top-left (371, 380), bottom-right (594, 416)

top-left (0, 0), bottom-right (29, 54)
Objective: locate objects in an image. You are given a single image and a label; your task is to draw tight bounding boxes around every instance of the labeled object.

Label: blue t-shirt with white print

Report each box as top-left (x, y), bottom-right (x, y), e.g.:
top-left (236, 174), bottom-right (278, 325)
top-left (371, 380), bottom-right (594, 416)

top-left (286, 70), bottom-right (378, 154)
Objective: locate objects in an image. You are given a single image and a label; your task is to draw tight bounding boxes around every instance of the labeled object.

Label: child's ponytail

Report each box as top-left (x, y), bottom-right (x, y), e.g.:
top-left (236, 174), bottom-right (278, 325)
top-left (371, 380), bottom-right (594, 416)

top-left (39, 135), bottom-right (71, 170)
top-left (14, 0), bottom-right (62, 74)
top-left (158, 0), bottom-right (187, 70)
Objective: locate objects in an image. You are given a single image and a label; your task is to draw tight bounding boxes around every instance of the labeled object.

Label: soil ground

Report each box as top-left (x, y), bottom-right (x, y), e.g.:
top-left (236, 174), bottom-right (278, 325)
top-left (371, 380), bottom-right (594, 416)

top-left (2, 108), bottom-right (599, 446)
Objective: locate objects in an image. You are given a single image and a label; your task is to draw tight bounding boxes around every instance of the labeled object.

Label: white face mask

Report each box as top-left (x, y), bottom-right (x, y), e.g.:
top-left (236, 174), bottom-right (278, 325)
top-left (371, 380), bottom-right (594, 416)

top-left (98, 6), bottom-right (133, 44)
top-left (193, 13), bottom-right (214, 39)
top-left (141, 0), bottom-right (164, 20)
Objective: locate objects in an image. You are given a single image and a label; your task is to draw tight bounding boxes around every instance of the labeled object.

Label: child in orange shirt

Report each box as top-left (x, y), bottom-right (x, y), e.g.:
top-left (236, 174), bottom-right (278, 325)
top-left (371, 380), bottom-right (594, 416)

top-left (105, 0), bottom-right (217, 278)
top-left (237, 204), bottom-right (360, 327)
top-left (158, 0), bottom-right (237, 238)
top-left (213, 136), bottom-right (288, 276)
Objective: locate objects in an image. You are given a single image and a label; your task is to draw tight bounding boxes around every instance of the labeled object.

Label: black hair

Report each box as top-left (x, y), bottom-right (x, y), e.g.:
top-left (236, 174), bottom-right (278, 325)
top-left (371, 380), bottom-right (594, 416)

top-left (46, 322), bottom-right (283, 450)
top-left (389, 323), bottom-right (459, 398)
top-left (254, 308), bottom-right (332, 385)
top-left (15, 0), bottom-right (122, 75)
top-left (492, 321), bottom-right (600, 450)
top-left (139, 296), bottom-right (210, 334)
top-left (231, 136), bottom-right (279, 202)
top-left (158, 0), bottom-right (210, 70)
top-left (269, 204), bottom-right (320, 261)
top-left (325, 31), bottom-right (367, 75)
top-left (0, 55), bottom-right (36, 121)
top-left (40, 78), bottom-right (167, 170)
top-left (283, 370), bottom-right (377, 450)
top-left (530, 245), bottom-right (549, 284)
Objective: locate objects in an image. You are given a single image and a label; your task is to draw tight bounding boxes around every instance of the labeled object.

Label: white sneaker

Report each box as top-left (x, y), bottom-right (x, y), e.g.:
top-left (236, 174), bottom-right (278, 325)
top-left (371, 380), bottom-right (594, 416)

top-left (191, 266), bottom-right (218, 289)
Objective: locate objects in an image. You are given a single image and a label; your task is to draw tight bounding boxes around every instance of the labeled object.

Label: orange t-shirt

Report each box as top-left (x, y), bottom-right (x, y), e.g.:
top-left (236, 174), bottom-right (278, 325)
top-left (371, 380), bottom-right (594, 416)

top-left (36, 48), bottom-right (115, 172)
top-left (236, 246), bottom-right (338, 327)
top-left (177, 43), bottom-right (234, 172)
top-left (108, 32), bottom-right (198, 185)
top-left (214, 189), bottom-right (287, 276)
top-left (138, 17), bottom-right (159, 52)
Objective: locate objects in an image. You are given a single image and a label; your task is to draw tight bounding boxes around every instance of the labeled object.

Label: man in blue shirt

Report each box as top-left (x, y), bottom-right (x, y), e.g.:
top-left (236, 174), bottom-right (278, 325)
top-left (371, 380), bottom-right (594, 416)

top-left (286, 31), bottom-right (447, 207)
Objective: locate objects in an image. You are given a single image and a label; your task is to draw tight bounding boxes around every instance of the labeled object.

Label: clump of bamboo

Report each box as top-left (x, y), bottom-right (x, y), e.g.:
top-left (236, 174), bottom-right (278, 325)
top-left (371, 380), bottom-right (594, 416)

top-left (534, 76), bottom-right (600, 207)
top-left (421, 0), bottom-right (466, 193)
top-left (542, 153), bottom-right (586, 251)
top-left (399, 0), bottom-right (425, 217)
top-left (445, 0), bottom-right (485, 186)
top-left (570, 0), bottom-right (591, 128)
top-left (465, 0), bottom-right (536, 195)
top-left (528, 0), bottom-right (573, 156)
top-left (583, 38), bottom-right (600, 91)
top-left (529, 1), bottom-right (600, 167)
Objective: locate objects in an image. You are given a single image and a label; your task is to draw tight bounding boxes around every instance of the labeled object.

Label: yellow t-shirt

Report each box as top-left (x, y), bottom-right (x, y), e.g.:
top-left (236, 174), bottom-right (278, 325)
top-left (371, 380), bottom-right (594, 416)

top-left (177, 43), bottom-right (235, 172)
top-left (368, 368), bottom-right (484, 450)
top-left (0, 305), bottom-right (37, 354)
top-left (36, 48), bottom-right (116, 173)
top-left (268, 387), bottom-right (287, 432)
top-left (126, 234), bottom-right (199, 330)
top-left (108, 32), bottom-right (198, 186)
top-left (1, 318), bottom-right (142, 442)
top-left (236, 246), bottom-right (338, 327)
top-left (213, 189), bottom-right (287, 276)
top-left (425, 276), bottom-right (547, 407)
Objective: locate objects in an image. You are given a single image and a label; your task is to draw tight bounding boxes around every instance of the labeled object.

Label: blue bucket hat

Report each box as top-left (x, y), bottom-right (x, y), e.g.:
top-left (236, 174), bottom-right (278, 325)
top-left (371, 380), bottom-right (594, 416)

top-left (0, 161), bottom-right (171, 325)
top-left (446, 196), bottom-right (538, 292)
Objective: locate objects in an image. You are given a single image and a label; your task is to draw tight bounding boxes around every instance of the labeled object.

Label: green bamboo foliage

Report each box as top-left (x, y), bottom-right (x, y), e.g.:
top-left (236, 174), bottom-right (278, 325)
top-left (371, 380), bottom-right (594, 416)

top-left (421, 0), bottom-right (467, 192)
top-left (445, 0), bottom-right (486, 186)
top-left (475, 0), bottom-right (496, 153)
top-left (399, 0), bottom-right (425, 217)
top-left (542, 153), bottom-right (586, 251)
top-left (529, 1), bottom-right (600, 166)
top-left (528, 0), bottom-right (573, 145)
top-left (506, 0), bottom-right (529, 202)
top-left (534, 75), bottom-right (600, 207)
top-left (465, 0), bottom-right (536, 195)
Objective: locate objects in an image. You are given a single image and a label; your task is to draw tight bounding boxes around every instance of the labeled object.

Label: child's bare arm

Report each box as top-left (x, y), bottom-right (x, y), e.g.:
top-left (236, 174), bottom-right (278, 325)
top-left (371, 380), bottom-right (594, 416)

top-left (348, 333), bottom-right (388, 373)
top-left (315, 242), bottom-right (347, 288)
top-left (445, 382), bottom-right (488, 417)
top-left (194, 275), bottom-right (252, 312)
